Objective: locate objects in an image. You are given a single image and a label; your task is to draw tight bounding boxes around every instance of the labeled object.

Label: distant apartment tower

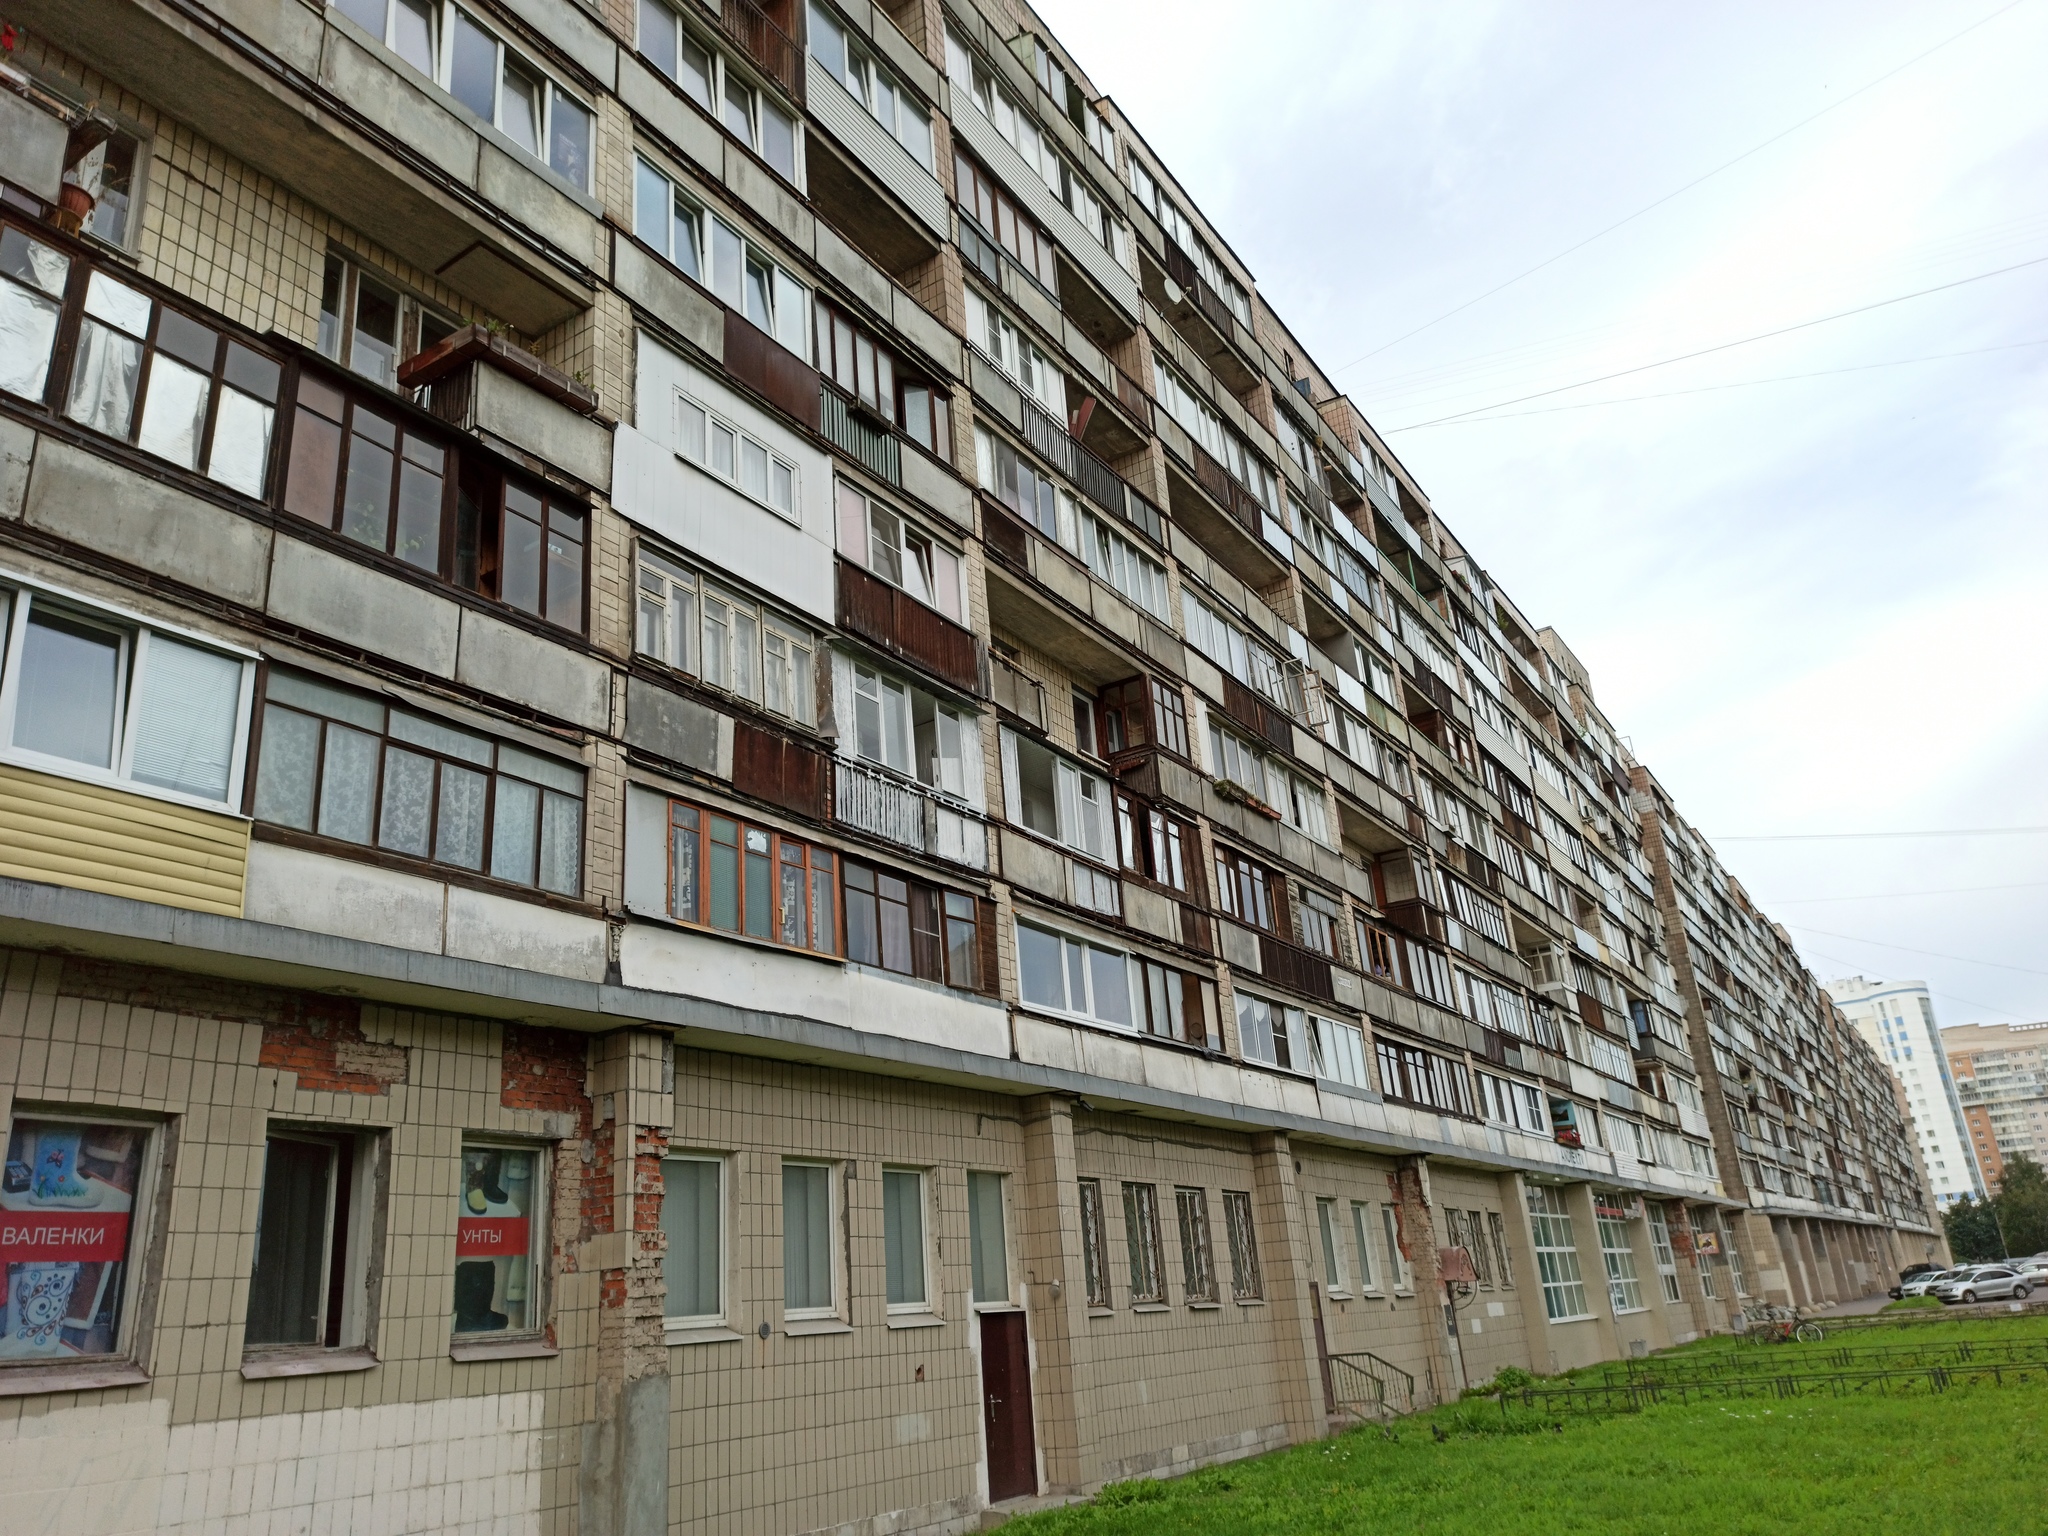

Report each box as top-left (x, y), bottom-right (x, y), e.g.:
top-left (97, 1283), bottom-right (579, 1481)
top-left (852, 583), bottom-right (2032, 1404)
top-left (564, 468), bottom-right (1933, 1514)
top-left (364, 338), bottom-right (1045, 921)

top-left (1945, 1022), bottom-right (2048, 1190)
top-left (1833, 978), bottom-right (1984, 1204)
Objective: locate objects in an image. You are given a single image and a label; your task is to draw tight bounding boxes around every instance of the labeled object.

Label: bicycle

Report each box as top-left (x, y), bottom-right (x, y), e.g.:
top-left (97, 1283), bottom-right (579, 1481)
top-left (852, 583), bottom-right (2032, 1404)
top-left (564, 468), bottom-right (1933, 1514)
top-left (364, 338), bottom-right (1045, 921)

top-left (1735, 1303), bottom-right (1824, 1344)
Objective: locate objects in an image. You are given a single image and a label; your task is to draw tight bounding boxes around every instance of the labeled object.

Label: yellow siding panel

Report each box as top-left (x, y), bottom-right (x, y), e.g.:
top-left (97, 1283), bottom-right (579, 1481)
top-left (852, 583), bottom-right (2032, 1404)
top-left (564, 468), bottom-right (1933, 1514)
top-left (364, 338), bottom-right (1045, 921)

top-left (0, 763), bottom-right (249, 918)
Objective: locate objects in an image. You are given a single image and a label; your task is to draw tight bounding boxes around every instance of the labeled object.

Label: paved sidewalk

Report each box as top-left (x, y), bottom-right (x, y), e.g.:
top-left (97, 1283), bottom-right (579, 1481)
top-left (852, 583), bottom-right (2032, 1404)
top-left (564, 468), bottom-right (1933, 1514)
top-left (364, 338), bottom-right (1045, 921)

top-left (1813, 1293), bottom-right (1894, 1317)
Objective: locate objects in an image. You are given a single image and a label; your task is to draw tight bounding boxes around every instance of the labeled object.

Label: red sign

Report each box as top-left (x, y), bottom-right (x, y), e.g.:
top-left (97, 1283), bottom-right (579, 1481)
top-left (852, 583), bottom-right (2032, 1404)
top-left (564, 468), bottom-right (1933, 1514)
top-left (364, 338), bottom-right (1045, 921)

top-left (456, 1217), bottom-right (529, 1257)
top-left (0, 1212), bottom-right (130, 1265)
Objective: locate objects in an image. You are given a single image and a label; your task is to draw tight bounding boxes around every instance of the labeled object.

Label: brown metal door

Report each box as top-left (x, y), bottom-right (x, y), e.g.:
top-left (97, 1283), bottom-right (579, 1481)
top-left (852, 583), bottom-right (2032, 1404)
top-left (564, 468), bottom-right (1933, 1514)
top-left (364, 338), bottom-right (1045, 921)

top-left (980, 1311), bottom-right (1037, 1503)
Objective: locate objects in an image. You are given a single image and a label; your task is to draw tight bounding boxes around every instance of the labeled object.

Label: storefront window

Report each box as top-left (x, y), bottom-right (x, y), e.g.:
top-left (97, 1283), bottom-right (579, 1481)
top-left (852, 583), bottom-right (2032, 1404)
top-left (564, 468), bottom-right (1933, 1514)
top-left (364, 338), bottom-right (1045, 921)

top-left (1, 1116), bottom-right (151, 1360)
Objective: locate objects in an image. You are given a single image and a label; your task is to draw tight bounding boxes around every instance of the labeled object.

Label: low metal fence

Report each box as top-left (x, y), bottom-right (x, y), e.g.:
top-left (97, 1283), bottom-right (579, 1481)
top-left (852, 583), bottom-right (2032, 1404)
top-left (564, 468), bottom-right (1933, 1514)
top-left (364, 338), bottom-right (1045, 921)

top-left (1576, 1335), bottom-right (2048, 1389)
top-left (1502, 1358), bottom-right (2048, 1416)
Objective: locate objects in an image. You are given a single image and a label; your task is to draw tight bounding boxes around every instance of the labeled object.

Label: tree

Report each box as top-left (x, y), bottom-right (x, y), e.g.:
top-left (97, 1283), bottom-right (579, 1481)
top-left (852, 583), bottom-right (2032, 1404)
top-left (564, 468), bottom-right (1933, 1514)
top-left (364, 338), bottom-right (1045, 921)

top-left (1944, 1194), bottom-right (2005, 1262)
top-left (1995, 1153), bottom-right (2048, 1257)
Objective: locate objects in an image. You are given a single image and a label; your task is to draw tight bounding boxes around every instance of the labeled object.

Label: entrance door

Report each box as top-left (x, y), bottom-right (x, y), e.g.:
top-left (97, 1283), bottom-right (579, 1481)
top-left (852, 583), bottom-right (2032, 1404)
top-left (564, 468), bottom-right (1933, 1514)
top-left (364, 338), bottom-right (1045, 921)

top-left (980, 1311), bottom-right (1037, 1503)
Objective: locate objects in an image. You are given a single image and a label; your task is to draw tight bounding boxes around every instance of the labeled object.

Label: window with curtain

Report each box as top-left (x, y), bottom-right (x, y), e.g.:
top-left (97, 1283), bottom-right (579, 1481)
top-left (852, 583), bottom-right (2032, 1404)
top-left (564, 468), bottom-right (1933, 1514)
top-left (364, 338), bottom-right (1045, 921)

top-left (636, 548), bottom-right (815, 725)
top-left (842, 860), bottom-right (980, 991)
top-left (660, 1156), bottom-right (723, 1323)
top-left (1122, 1182), bottom-right (1163, 1304)
top-left (781, 1162), bottom-right (834, 1316)
top-left (252, 668), bottom-right (585, 894)
top-left (968, 1171), bottom-right (1009, 1305)
top-left (665, 798), bottom-right (839, 954)
top-left (882, 1168), bottom-right (928, 1310)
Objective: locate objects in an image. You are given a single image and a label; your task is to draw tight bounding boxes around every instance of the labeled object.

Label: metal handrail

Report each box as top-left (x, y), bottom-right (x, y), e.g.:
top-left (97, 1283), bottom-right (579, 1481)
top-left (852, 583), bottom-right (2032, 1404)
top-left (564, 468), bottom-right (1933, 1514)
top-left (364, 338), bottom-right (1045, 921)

top-left (1328, 1350), bottom-right (1415, 1417)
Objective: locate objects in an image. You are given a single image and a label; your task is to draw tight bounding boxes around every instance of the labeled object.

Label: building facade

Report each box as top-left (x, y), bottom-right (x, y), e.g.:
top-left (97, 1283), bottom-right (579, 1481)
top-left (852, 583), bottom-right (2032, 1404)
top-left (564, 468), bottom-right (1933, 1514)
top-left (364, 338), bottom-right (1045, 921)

top-left (1946, 1021), bottom-right (2048, 1190)
top-left (1833, 977), bottom-right (1985, 1206)
top-left (0, 0), bottom-right (1940, 1531)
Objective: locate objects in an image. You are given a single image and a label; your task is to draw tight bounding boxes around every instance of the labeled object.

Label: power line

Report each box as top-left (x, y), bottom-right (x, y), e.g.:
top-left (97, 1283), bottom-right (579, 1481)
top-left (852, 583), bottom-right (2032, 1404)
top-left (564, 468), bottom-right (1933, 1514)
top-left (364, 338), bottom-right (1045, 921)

top-left (1717, 826), bottom-right (2048, 843)
top-left (1326, 0), bottom-right (2033, 376)
top-left (1781, 923), bottom-right (2048, 979)
top-left (1796, 945), bottom-right (2035, 1022)
top-left (1766, 881), bottom-right (2048, 906)
top-left (1388, 338), bottom-right (2048, 430)
top-left (1385, 254), bottom-right (2048, 431)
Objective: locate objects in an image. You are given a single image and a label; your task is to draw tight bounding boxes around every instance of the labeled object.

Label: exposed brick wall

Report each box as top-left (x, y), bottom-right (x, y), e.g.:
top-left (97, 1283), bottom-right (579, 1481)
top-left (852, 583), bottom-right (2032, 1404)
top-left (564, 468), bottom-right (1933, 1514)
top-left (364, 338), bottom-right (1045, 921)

top-left (257, 1001), bottom-right (406, 1094)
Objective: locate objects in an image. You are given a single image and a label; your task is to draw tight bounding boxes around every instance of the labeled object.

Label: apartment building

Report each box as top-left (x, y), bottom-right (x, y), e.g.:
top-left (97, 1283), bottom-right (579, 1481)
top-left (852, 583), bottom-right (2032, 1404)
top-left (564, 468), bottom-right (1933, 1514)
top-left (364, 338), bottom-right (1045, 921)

top-left (1833, 976), bottom-right (1985, 1206)
top-left (1946, 1021), bottom-right (2048, 1189)
top-left (0, 0), bottom-right (1940, 1530)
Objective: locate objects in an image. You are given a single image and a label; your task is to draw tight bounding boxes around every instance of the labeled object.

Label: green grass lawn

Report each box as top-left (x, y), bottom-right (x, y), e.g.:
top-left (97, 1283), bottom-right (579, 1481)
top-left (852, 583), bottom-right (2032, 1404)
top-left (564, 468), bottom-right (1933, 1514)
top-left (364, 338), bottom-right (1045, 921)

top-left (1011, 1321), bottom-right (2048, 1536)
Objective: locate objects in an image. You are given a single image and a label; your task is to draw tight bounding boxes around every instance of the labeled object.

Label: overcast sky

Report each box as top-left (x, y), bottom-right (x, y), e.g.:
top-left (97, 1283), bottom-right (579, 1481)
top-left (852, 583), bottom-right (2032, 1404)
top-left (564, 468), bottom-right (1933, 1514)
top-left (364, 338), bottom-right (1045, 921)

top-left (1034, 0), bottom-right (2048, 1025)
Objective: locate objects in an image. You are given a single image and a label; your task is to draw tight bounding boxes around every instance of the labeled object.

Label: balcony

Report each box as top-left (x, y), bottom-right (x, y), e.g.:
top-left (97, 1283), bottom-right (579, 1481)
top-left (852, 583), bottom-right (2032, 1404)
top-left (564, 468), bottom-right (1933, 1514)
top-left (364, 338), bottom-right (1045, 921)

top-left (727, 311), bottom-right (821, 432)
top-left (988, 652), bottom-right (1049, 730)
top-left (980, 497), bottom-right (1184, 686)
top-left (836, 559), bottom-right (979, 693)
top-left (820, 383), bottom-right (901, 486)
top-left (1257, 932), bottom-right (1337, 1003)
top-left (720, 0), bottom-right (804, 103)
top-left (835, 759), bottom-right (988, 870)
top-left (1145, 238), bottom-right (1261, 395)
top-left (1017, 395), bottom-right (1165, 549)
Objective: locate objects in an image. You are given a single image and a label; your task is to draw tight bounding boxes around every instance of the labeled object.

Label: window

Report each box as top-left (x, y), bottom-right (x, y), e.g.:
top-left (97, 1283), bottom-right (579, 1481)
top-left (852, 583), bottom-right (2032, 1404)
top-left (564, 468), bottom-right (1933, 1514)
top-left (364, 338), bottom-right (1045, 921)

top-left (954, 150), bottom-right (1057, 293)
top-left (944, 27), bottom-right (1120, 257)
top-left (637, 166), bottom-right (809, 350)
top-left (1374, 1038), bottom-right (1475, 1116)
top-left (453, 1142), bottom-right (543, 1335)
top-left (60, 124), bottom-right (143, 249)
top-left (1015, 920), bottom-right (1215, 1046)
top-left (1477, 1072), bottom-right (1548, 1135)
top-left (718, 60), bottom-right (799, 180)
top-left (782, 1161), bottom-right (834, 1317)
top-left (1596, 1198), bottom-right (1645, 1313)
top-left (883, 1168), bottom-right (929, 1310)
top-left (809, 1), bottom-right (933, 168)
top-left (837, 484), bottom-right (966, 623)
top-left (1003, 729), bottom-right (1109, 861)
top-left (439, 6), bottom-right (592, 186)
top-left (1487, 1209), bottom-right (1515, 1288)
top-left (315, 254), bottom-right (459, 389)
top-left (1316, 1197), bottom-right (1346, 1294)
top-left (976, 429), bottom-right (1168, 616)
top-left (1186, 592), bottom-right (1294, 711)
top-left (1297, 886), bottom-right (1341, 959)
top-left (0, 223), bottom-right (71, 406)
top-left (58, 268), bottom-right (285, 495)
top-left (1113, 791), bottom-right (1194, 896)
top-left (636, 551), bottom-right (815, 725)
top-left (253, 669), bottom-right (585, 895)
top-left (963, 288), bottom-right (1065, 417)
top-left (669, 386), bottom-right (800, 522)
top-left (333, 0), bottom-right (438, 76)
top-left (1, 582), bottom-right (254, 808)
top-left (1235, 993), bottom-right (1310, 1074)
top-left (633, 156), bottom-right (707, 284)
top-left (1078, 1178), bottom-right (1111, 1308)
top-left (1454, 1208), bottom-right (1494, 1287)
top-left (1349, 1201), bottom-right (1378, 1292)
top-left (1526, 1184), bottom-right (1591, 1321)
top-left (666, 800), bottom-right (838, 954)
top-left (850, 662), bottom-right (967, 795)
top-left (844, 861), bottom-right (979, 990)
top-left (246, 1129), bottom-right (374, 1352)
top-left (1648, 1204), bottom-right (1682, 1304)
top-left (1222, 1189), bottom-right (1261, 1301)
top-left (1156, 364), bottom-right (1273, 511)
top-left (1213, 846), bottom-right (1275, 931)
top-left (1175, 1188), bottom-right (1217, 1303)
top-left (284, 372), bottom-right (587, 630)
top-left (1124, 159), bottom-right (1250, 323)
top-left (968, 1170), bottom-right (1009, 1305)
top-left (814, 299), bottom-right (950, 458)
top-left (661, 1156), bottom-right (723, 1324)
top-left (0, 1113), bottom-right (155, 1363)
top-left (1311, 1015), bottom-right (1370, 1091)
top-left (1098, 676), bottom-right (1189, 761)
top-left (1122, 1182), bottom-right (1163, 1303)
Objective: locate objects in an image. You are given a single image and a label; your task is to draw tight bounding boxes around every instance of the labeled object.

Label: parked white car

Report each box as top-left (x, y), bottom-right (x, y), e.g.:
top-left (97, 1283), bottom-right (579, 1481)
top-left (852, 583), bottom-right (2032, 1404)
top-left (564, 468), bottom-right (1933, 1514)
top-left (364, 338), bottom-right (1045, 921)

top-left (1899, 1268), bottom-right (1961, 1298)
top-left (1935, 1265), bottom-right (2033, 1304)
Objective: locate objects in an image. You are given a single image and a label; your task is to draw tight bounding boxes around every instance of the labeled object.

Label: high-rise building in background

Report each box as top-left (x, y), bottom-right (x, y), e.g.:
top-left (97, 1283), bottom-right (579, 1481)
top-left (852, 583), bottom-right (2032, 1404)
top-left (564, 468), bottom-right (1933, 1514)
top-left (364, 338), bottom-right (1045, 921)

top-left (1832, 978), bottom-right (1985, 1205)
top-left (0, 0), bottom-right (1943, 1528)
top-left (1945, 1022), bottom-right (2048, 1191)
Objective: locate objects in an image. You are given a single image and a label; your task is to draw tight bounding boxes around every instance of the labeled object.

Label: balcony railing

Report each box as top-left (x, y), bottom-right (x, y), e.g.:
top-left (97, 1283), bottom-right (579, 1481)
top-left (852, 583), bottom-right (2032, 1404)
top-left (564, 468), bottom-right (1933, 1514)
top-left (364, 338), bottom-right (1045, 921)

top-left (821, 383), bottom-right (900, 486)
top-left (1113, 366), bottom-right (1152, 430)
top-left (1259, 932), bottom-right (1336, 1003)
top-left (726, 310), bottom-right (819, 431)
top-left (988, 652), bottom-right (1048, 729)
top-left (1190, 444), bottom-right (1269, 540)
top-left (718, 0), bottom-right (804, 103)
top-left (834, 758), bottom-right (988, 870)
top-left (837, 558), bottom-right (980, 694)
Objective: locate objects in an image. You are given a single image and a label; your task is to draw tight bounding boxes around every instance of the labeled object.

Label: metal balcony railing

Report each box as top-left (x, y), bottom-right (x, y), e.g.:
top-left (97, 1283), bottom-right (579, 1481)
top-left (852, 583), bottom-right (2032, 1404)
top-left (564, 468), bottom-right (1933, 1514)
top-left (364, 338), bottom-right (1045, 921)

top-left (821, 383), bottom-right (900, 486)
top-left (717, 0), bottom-right (804, 103)
top-left (833, 758), bottom-right (988, 870)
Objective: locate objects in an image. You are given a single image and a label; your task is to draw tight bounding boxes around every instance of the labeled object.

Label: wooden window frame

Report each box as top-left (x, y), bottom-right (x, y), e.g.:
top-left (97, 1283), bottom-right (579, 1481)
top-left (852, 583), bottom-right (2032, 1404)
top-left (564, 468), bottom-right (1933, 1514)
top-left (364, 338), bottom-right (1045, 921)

top-left (665, 797), bottom-right (840, 956)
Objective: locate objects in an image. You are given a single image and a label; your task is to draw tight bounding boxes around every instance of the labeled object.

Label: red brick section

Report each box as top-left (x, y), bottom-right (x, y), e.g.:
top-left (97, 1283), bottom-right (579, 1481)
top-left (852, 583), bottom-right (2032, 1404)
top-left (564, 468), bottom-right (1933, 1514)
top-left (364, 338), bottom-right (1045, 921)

top-left (258, 999), bottom-right (405, 1094)
top-left (501, 1024), bottom-right (601, 1295)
